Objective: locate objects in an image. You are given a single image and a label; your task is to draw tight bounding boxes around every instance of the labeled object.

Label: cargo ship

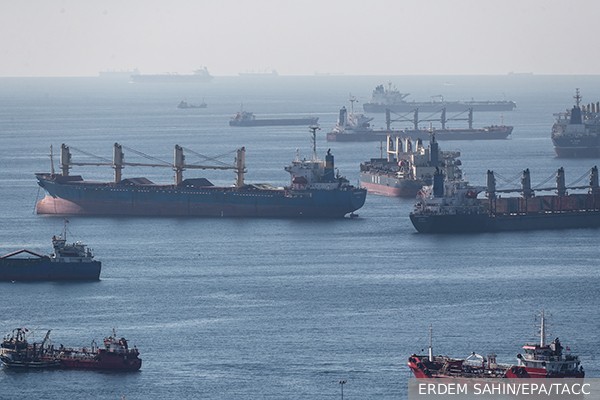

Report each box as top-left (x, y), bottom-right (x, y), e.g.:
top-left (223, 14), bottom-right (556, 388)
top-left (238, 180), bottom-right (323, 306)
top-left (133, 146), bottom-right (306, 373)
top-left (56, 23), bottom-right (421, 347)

top-left (229, 111), bottom-right (318, 127)
top-left (130, 67), bottom-right (213, 83)
top-left (408, 311), bottom-right (584, 378)
top-left (0, 223), bottom-right (101, 281)
top-left (326, 100), bottom-right (385, 142)
top-left (359, 134), bottom-right (462, 197)
top-left (177, 100), bottom-right (207, 109)
top-left (326, 106), bottom-right (512, 142)
top-left (35, 130), bottom-right (366, 218)
top-left (409, 166), bottom-right (600, 233)
top-left (363, 83), bottom-right (517, 113)
top-left (0, 328), bottom-right (141, 371)
top-left (551, 88), bottom-right (600, 158)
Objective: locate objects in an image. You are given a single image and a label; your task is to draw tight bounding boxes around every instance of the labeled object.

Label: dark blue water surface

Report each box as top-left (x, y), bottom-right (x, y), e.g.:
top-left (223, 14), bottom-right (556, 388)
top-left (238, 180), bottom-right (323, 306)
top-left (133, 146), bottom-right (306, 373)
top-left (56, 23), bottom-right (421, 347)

top-left (0, 75), bottom-right (599, 399)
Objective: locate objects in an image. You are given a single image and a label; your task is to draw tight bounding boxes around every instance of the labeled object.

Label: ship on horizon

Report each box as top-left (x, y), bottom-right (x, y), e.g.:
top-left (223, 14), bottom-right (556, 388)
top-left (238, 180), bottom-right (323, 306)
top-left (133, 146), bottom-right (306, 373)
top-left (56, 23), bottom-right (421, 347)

top-left (359, 134), bottom-right (462, 197)
top-left (363, 82), bottom-right (517, 113)
top-left (409, 166), bottom-right (600, 233)
top-left (35, 129), bottom-right (366, 218)
top-left (130, 67), bottom-right (213, 83)
top-left (551, 88), bottom-right (600, 158)
top-left (229, 111), bottom-right (318, 127)
top-left (408, 311), bottom-right (584, 379)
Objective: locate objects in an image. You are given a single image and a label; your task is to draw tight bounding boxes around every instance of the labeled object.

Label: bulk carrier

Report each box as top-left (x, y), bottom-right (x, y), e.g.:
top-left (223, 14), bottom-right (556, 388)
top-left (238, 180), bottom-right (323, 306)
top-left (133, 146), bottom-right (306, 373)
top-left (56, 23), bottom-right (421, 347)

top-left (363, 83), bottom-right (517, 113)
top-left (326, 105), bottom-right (512, 142)
top-left (408, 311), bottom-right (584, 379)
top-left (35, 129), bottom-right (366, 218)
top-left (551, 88), bottom-right (600, 158)
top-left (410, 166), bottom-right (600, 233)
top-left (229, 111), bottom-right (318, 127)
top-left (359, 134), bottom-right (462, 197)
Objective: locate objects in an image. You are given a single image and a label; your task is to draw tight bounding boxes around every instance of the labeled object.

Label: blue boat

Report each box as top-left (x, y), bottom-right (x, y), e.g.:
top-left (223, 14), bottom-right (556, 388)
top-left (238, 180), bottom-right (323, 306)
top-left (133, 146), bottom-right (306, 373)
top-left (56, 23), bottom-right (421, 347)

top-left (35, 129), bottom-right (366, 218)
top-left (0, 224), bottom-right (101, 281)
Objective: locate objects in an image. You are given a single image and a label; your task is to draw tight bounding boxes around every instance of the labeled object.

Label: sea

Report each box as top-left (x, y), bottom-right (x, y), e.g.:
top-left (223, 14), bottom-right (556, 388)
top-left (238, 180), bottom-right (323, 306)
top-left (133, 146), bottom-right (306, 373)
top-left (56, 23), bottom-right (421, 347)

top-left (0, 74), bottom-right (599, 400)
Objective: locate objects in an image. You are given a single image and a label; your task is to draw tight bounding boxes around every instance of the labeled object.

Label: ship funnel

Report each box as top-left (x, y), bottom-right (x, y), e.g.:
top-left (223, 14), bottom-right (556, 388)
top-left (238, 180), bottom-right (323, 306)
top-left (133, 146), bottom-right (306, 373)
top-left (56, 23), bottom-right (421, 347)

top-left (113, 143), bottom-right (124, 183)
top-left (433, 168), bottom-right (444, 197)
top-left (324, 149), bottom-right (335, 181)
top-left (60, 144), bottom-right (71, 176)
top-left (486, 170), bottom-right (496, 198)
top-left (428, 135), bottom-right (439, 166)
top-left (174, 145), bottom-right (185, 185)
top-left (235, 147), bottom-right (246, 188)
top-left (521, 168), bottom-right (533, 198)
top-left (570, 106), bottom-right (583, 124)
top-left (338, 106), bottom-right (347, 127)
top-left (556, 167), bottom-right (566, 196)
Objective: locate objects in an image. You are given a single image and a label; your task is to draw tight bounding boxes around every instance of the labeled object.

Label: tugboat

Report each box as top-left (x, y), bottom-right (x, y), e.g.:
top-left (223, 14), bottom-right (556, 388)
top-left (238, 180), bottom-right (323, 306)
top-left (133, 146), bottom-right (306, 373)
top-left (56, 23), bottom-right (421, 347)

top-left (408, 311), bottom-right (584, 379)
top-left (551, 88), bottom-right (600, 158)
top-left (0, 328), bottom-right (141, 371)
top-left (0, 328), bottom-right (60, 368)
top-left (0, 222), bottom-right (101, 281)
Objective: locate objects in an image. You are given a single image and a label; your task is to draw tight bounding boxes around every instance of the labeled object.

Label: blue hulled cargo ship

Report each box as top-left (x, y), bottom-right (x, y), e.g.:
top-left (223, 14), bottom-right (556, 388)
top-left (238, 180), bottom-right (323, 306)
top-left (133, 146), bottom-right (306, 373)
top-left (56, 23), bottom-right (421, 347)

top-left (0, 223), bottom-right (101, 281)
top-left (35, 130), bottom-right (366, 218)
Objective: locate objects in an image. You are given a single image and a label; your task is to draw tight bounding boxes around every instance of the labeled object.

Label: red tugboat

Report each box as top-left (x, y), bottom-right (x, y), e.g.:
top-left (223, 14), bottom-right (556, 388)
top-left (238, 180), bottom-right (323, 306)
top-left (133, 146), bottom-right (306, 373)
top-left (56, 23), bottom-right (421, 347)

top-left (408, 311), bottom-right (584, 379)
top-left (0, 328), bottom-right (141, 371)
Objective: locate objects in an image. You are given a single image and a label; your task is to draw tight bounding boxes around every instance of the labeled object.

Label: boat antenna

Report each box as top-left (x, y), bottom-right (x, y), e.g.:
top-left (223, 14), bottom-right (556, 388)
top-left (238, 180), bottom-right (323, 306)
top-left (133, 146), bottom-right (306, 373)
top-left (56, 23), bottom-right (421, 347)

top-left (50, 145), bottom-right (55, 175)
top-left (349, 94), bottom-right (357, 114)
top-left (62, 218), bottom-right (69, 241)
top-left (540, 310), bottom-right (546, 347)
top-left (309, 125), bottom-right (321, 161)
top-left (428, 324), bottom-right (433, 362)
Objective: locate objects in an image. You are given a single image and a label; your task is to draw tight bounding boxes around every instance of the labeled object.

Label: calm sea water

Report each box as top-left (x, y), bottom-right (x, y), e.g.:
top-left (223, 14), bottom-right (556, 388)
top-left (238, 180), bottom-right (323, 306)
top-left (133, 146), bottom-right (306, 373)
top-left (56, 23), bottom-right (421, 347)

top-left (0, 75), bottom-right (599, 400)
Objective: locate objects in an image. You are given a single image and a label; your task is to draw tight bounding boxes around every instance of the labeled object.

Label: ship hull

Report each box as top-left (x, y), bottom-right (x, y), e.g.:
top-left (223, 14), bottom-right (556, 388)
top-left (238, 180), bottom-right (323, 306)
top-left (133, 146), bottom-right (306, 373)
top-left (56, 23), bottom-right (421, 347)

top-left (229, 118), bottom-right (318, 127)
top-left (0, 258), bottom-right (101, 281)
top-left (359, 173), bottom-right (424, 197)
top-left (35, 176), bottom-right (366, 218)
top-left (552, 136), bottom-right (600, 158)
top-left (410, 210), bottom-right (600, 233)
top-left (58, 353), bottom-right (141, 371)
top-left (327, 127), bottom-right (512, 142)
top-left (363, 102), bottom-right (516, 113)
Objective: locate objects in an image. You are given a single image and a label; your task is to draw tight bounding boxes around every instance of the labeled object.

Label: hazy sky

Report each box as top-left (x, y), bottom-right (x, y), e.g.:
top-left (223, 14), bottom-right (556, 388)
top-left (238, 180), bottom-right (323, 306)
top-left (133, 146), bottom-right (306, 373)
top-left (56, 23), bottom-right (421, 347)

top-left (2, 0), bottom-right (600, 77)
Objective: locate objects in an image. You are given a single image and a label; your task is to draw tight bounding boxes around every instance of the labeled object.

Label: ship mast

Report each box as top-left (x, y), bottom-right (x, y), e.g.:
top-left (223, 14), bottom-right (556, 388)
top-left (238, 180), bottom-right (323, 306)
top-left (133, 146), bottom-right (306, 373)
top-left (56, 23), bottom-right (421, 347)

top-left (540, 310), bottom-right (546, 347)
top-left (309, 125), bottom-right (320, 161)
top-left (428, 324), bottom-right (433, 362)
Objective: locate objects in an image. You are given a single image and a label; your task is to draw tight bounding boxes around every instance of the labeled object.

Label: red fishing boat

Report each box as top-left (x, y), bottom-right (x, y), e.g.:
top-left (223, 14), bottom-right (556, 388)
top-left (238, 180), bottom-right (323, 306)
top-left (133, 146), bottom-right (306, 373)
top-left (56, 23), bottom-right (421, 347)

top-left (408, 311), bottom-right (584, 379)
top-left (0, 328), bottom-right (141, 371)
